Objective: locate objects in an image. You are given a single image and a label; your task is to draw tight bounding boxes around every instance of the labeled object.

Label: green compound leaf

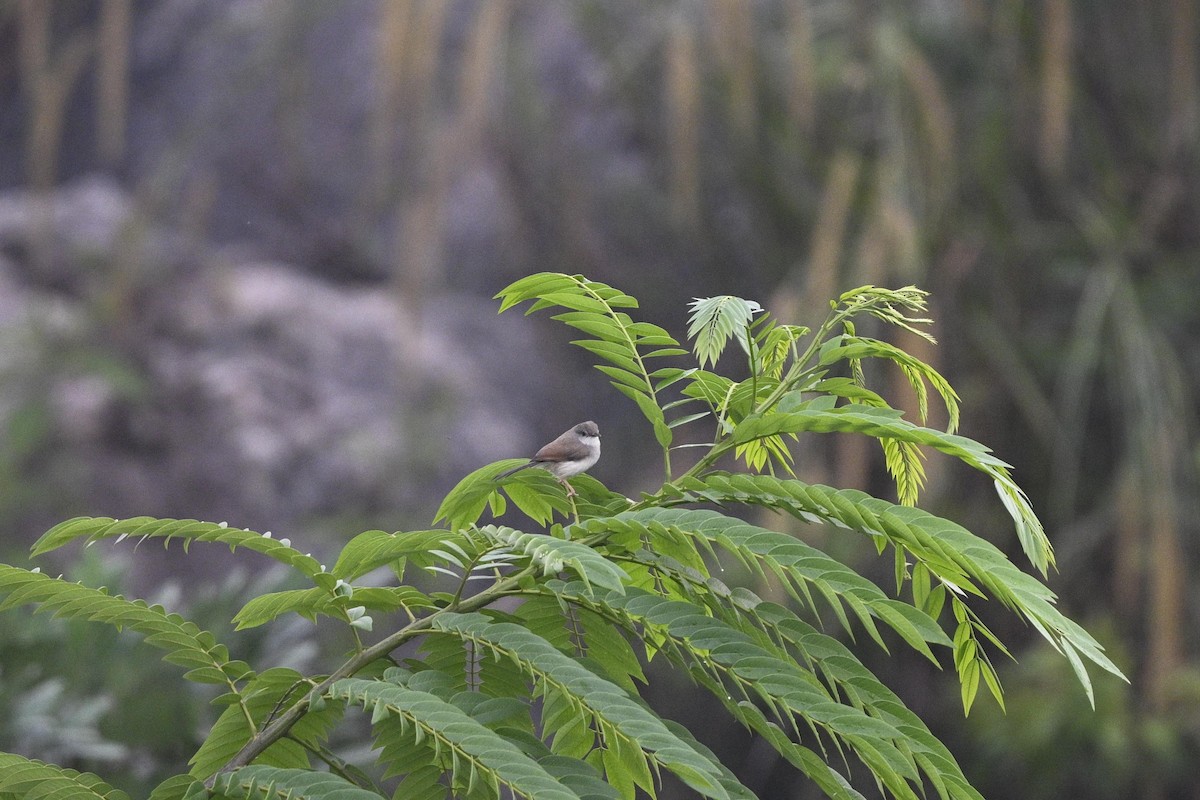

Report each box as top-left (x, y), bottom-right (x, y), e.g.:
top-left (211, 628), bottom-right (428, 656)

top-left (210, 765), bottom-right (382, 799)
top-left (477, 525), bottom-right (628, 596)
top-left (0, 752), bottom-right (131, 800)
top-left (329, 675), bottom-right (584, 800)
top-left (496, 272), bottom-right (683, 453)
top-left (0, 563), bottom-right (252, 688)
top-left (33, 517), bottom-right (330, 587)
top-left (730, 405), bottom-right (1054, 574)
top-left (431, 612), bottom-right (739, 799)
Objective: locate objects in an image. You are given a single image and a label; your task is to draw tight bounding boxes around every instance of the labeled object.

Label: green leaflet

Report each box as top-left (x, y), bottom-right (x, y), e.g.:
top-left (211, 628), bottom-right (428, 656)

top-left (686, 295), bottom-right (763, 368)
top-left (387, 763), bottom-right (446, 800)
top-left (0, 752), bottom-right (131, 800)
top-left (495, 273), bottom-right (632, 313)
top-left (435, 462), bottom-right (626, 531)
top-left (435, 461), bottom-right (572, 531)
top-left (333, 528), bottom-right (476, 579)
top-left (147, 774), bottom-right (205, 800)
top-left (534, 756), bottom-right (623, 800)
top-left (232, 585), bottom-right (435, 630)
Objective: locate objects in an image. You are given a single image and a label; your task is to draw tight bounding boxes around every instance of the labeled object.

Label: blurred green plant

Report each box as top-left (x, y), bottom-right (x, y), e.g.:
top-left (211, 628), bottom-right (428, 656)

top-left (0, 274), bottom-right (1122, 799)
top-left (0, 550), bottom-right (316, 798)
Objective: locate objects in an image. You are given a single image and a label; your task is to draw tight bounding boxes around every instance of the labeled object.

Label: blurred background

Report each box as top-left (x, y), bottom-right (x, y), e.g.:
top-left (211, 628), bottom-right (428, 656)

top-left (1, 1), bottom-right (1198, 797)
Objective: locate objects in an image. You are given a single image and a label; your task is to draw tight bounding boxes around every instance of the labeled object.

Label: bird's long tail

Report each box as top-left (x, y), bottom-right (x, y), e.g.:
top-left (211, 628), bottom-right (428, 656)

top-left (496, 461), bottom-right (535, 480)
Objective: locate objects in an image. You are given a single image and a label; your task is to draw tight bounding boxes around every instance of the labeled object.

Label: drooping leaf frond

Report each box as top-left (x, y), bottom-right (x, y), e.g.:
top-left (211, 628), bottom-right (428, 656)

top-left (834, 286), bottom-right (936, 343)
top-left (752, 321), bottom-right (809, 380)
top-left (742, 598), bottom-right (982, 798)
top-left (348, 667), bottom-right (603, 795)
top-left (729, 405), bottom-right (1055, 574)
top-left (655, 719), bottom-right (763, 800)
top-left (33, 517), bottom-right (331, 587)
top-left (0, 563), bottom-right (252, 689)
top-left (654, 473), bottom-right (1127, 704)
top-left (574, 508), bottom-right (950, 660)
top-left (0, 752), bottom-right (131, 800)
top-left (547, 584), bottom-right (978, 800)
top-left (430, 612), bottom-right (742, 799)
top-left (541, 575), bottom-right (962, 800)
top-left (724, 704), bottom-right (866, 800)
top-left (819, 336), bottom-right (961, 432)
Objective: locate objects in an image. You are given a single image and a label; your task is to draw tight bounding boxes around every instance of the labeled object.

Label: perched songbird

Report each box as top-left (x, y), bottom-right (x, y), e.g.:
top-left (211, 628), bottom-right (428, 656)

top-left (496, 421), bottom-right (600, 496)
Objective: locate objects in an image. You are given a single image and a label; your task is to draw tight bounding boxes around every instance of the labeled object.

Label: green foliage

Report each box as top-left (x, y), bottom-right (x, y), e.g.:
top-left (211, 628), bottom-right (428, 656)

top-left (686, 296), bottom-right (763, 368)
top-left (0, 752), bottom-right (131, 799)
top-left (0, 274), bottom-right (1124, 799)
top-left (209, 766), bottom-right (383, 799)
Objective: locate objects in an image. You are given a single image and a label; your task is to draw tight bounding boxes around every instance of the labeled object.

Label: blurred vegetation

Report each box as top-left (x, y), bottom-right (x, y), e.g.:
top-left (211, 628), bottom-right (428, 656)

top-left (0, 549), bottom-right (319, 797)
top-left (1, 0), bottom-right (1198, 797)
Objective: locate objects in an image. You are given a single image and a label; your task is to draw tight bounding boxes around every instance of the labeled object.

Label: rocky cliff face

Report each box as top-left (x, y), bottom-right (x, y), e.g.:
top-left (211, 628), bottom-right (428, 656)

top-left (0, 177), bottom-right (564, 564)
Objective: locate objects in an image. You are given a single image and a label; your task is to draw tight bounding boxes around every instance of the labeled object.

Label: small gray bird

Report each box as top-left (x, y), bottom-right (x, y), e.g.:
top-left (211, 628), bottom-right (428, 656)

top-left (496, 421), bottom-right (600, 496)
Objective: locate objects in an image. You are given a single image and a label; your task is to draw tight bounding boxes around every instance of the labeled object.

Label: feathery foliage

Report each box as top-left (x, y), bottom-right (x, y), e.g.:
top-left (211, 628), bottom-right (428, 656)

top-left (0, 752), bottom-right (131, 800)
top-left (0, 274), bottom-right (1123, 799)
